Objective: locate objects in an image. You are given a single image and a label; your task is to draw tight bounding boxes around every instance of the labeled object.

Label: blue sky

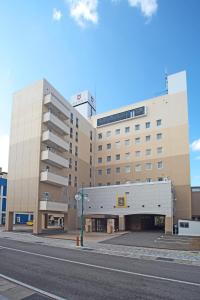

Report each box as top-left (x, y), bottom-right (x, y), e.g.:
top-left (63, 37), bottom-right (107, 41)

top-left (0, 0), bottom-right (199, 185)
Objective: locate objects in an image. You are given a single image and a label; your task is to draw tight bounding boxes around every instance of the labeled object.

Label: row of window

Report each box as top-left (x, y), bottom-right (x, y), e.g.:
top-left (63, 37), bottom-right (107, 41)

top-left (98, 149), bottom-right (163, 163)
top-left (97, 177), bottom-right (165, 186)
top-left (98, 133), bottom-right (163, 150)
top-left (70, 113), bottom-right (79, 128)
top-left (98, 119), bottom-right (162, 139)
top-left (97, 161), bottom-right (163, 175)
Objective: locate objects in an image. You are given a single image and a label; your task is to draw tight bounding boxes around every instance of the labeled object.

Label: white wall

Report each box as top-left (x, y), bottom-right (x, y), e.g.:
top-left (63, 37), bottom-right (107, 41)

top-left (78, 181), bottom-right (173, 218)
top-left (178, 219), bottom-right (200, 236)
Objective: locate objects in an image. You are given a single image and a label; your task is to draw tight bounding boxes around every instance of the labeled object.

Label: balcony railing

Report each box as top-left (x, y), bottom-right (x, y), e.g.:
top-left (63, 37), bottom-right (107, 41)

top-left (40, 170), bottom-right (68, 187)
top-left (43, 112), bottom-right (70, 135)
top-left (40, 200), bottom-right (68, 212)
top-left (42, 130), bottom-right (69, 152)
top-left (44, 94), bottom-right (70, 120)
top-left (41, 150), bottom-right (69, 168)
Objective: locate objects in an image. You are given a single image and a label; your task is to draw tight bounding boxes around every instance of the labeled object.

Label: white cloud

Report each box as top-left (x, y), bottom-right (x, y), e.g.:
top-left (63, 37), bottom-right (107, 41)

top-left (0, 134), bottom-right (9, 172)
top-left (66, 0), bottom-right (98, 27)
top-left (128, 0), bottom-right (158, 18)
top-left (52, 8), bottom-right (63, 21)
top-left (191, 139), bottom-right (200, 152)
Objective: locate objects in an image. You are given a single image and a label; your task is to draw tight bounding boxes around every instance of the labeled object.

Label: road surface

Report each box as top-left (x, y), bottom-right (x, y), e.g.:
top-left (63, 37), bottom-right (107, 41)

top-left (0, 237), bottom-right (199, 300)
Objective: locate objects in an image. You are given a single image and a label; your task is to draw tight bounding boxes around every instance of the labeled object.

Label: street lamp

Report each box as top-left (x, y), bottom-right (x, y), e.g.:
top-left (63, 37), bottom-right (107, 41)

top-left (75, 184), bottom-right (89, 247)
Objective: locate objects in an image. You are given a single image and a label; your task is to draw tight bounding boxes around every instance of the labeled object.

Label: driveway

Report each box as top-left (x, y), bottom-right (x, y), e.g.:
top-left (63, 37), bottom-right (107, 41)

top-left (101, 231), bottom-right (200, 251)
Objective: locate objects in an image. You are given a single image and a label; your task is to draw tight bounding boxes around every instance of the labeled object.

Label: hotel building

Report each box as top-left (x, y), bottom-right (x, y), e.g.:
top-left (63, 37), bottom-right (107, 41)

top-left (6, 71), bottom-right (192, 234)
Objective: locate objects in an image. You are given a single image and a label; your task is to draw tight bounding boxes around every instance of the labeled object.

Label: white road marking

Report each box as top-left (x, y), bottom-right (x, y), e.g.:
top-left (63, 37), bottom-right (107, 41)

top-left (0, 245), bottom-right (200, 287)
top-left (0, 273), bottom-right (67, 300)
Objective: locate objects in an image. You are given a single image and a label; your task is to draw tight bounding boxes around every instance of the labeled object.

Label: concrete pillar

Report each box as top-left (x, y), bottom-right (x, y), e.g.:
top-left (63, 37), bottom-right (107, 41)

top-left (85, 218), bottom-right (92, 233)
top-left (5, 211), bottom-right (14, 231)
top-left (107, 219), bottom-right (115, 234)
top-left (119, 215), bottom-right (125, 231)
top-left (33, 211), bottom-right (42, 234)
top-left (63, 213), bottom-right (68, 231)
top-left (165, 216), bottom-right (173, 235)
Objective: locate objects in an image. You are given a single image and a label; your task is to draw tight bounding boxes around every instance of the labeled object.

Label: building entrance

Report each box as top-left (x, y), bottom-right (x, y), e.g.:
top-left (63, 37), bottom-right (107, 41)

top-left (92, 218), bottom-right (107, 232)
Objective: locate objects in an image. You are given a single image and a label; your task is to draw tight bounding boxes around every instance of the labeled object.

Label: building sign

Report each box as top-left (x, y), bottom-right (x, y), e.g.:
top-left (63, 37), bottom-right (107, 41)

top-left (116, 193), bottom-right (127, 208)
top-left (97, 106), bottom-right (146, 127)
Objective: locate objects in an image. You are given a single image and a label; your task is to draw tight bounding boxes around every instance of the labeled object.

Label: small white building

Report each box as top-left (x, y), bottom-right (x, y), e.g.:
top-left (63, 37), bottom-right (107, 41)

top-left (178, 220), bottom-right (200, 236)
top-left (78, 180), bottom-right (174, 234)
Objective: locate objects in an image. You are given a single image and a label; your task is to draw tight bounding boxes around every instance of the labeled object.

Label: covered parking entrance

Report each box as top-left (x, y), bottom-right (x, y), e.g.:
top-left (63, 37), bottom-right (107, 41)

top-left (123, 214), bottom-right (173, 234)
top-left (125, 214), bottom-right (165, 232)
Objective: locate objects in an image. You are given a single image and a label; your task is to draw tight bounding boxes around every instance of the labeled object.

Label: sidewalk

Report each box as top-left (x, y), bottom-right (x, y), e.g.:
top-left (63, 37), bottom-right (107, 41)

top-left (0, 228), bottom-right (200, 267)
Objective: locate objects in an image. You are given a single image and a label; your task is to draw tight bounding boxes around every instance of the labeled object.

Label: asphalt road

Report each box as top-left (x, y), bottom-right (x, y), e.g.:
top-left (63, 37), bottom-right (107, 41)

top-left (0, 238), bottom-right (200, 300)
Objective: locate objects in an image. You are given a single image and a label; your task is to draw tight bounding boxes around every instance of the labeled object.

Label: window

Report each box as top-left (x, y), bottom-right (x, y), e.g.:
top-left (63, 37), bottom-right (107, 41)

top-left (135, 164), bottom-right (141, 172)
top-left (135, 124), bottom-right (140, 131)
top-left (69, 158), bottom-right (72, 168)
top-left (70, 113), bottom-right (73, 124)
top-left (97, 106), bottom-right (145, 126)
top-left (157, 119), bottom-right (162, 126)
top-left (146, 149), bottom-right (151, 156)
top-left (115, 141), bottom-right (121, 148)
top-left (157, 147), bottom-right (163, 154)
top-left (157, 133), bottom-right (162, 140)
top-left (98, 157), bottom-right (102, 163)
top-left (74, 176), bottom-right (77, 187)
top-left (98, 145), bottom-right (102, 151)
top-left (125, 166), bottom-right (131, 173)
top-left (158, 177), bottom-right (163, 181)
top-left (107, 143), bottom-right (111, 150)
top-left (70, 127), bottom-right (73, 138)
top-left (146, 135), bottom-right (151, 142)
top-left (125, 152), bottom-right (130, 160)
top-left (75, 161), bottom-right (77, 171)
top-left (135, 151), bottom-right (141, 157)
top-left (90, 168), bottom-right (92, 178)
top-left (146, 122), bottom-right (151, 129)
top-left (146, 163), bottom-right (152, 170)
top-left (75, 132), bottom-right (78, 142)
top-left (116, 181), bottom-right (120, 185)
top-left (76, 117), bottom-right (79, 128)
top-left (116, 167), bottom-right (120, 173)
top-left (70, 142), bottom-right (72, 154)
top-left (75, 146), bottom-right (78, 157)
top-left (180, 222), bottom-right (189, 228)
top-left (107, 156), bottom-right (111, 162)
top-left (125, 126), bottom-right (130, 133)
top-left (106, 168), bottom-right (111, 175)
top-left (157, 161), bottom-right (163, 169)
top-left (146, 178), bottom-right (152, 182)
top-left (90, 131), bottom-right (93, 140)
top-left (106, 130), bottom-right (111, 137)
top-left (68, 174), bottom-right (71, 185)
top-left (135, 137), bottom-right (140, 144)
top-left (98, 169), bottom-right (102, 176)
top-left (115, 129), bottom-right (120, 135)
top-left (125, 139), bottom-right (130, 146)
top-left (135, 179), bottom-right (140, 182)
top-left (90, 155), bottom-right (92, 165)
top-left (90, 143), bottom-right (92, 152)
top-left (98, 183), bottom-right (102, 186)
top-left (98, 133), bottom-right (102, 139)
top-left (116, 154), bottom-right (120, 160)
top-left (107, 182), bottom-right (111, 186)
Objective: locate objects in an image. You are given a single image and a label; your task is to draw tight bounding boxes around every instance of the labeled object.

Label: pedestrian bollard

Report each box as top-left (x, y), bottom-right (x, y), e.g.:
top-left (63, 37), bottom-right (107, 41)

top-left (76, 236), bottom-right (80, 246)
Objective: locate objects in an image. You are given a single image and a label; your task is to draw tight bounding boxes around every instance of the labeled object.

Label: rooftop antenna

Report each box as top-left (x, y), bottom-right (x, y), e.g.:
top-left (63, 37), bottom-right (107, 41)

top-left (165, 68), bottom-right (168, 94)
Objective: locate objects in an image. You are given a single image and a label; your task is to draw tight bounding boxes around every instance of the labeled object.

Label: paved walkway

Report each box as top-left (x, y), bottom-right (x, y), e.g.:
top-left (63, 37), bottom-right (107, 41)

top-left (0, 228), bottom-right (200, 266)
top-left (0, 277), bottom-right (50, 299)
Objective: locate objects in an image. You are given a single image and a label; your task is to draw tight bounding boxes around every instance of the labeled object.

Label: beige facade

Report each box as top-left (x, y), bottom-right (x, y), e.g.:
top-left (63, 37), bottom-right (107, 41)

top-left (6, 71), bottom-right (192, 233)
top-left (6, 79), bottom-right (95, 233)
